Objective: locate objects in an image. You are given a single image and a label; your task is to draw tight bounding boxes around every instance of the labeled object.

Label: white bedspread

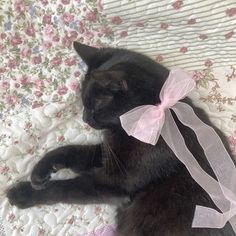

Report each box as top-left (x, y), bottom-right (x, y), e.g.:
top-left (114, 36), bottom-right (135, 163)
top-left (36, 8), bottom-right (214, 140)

top-left (0, 0), bottom-right (235, 235)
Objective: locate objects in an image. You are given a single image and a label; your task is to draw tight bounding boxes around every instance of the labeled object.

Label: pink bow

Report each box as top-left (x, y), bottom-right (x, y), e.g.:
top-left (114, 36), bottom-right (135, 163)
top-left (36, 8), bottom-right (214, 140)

top-left (120, 68), bottom-right (236, 231)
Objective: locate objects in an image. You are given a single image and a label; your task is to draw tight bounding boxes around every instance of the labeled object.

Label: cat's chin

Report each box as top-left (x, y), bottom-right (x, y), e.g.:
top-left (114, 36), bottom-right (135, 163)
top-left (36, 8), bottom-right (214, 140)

top-left (85, 122), bottom-right (104, 130)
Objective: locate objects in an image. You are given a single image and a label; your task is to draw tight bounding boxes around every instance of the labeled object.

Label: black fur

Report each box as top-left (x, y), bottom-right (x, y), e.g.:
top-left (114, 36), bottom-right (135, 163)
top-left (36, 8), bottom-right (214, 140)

top-left (7, 42), bottom-right (235, 236)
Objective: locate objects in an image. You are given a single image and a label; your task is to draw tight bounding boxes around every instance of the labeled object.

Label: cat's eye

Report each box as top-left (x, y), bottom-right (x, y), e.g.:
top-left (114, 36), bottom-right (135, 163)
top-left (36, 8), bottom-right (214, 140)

top-left (94, 95), bottom-right (113, 110)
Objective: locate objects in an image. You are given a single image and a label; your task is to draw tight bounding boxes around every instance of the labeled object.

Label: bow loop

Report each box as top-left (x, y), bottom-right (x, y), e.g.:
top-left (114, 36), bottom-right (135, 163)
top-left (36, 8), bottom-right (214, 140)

top-left (120, 67), bottom-right (195, 145)
top-left (120, 68), bottom-right (236, 232)
top-left (160, 68), bottom-right (196, 108)
top-left (120, 105), bottom-right (165, 145)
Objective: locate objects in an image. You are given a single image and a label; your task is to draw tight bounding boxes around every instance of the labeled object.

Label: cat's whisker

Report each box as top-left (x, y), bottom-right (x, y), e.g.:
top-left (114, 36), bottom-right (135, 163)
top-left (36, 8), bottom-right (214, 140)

top-left (104, 140), bottom-right (127, 177)
top-left (102, 142), bottom-right (114, 175)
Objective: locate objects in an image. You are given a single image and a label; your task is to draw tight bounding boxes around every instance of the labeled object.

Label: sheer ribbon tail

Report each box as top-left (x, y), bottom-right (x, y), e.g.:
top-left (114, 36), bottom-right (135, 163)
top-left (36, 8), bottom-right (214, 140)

top-left (192, 205), bottom-right (232, 229)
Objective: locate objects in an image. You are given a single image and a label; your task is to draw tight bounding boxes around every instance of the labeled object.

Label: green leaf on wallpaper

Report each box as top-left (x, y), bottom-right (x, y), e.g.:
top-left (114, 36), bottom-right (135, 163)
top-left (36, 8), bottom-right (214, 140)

top-left (0, 15), bottom-right (4, 26)
top-left (52, 79), bottom-right (58, 88)
top-left (197, 78), bottom-right (208, 89)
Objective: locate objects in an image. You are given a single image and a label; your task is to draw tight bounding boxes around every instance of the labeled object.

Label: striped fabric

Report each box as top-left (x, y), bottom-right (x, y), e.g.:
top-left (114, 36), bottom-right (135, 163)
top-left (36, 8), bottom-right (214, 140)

top-left (103, 0), bottom-right (236, 70)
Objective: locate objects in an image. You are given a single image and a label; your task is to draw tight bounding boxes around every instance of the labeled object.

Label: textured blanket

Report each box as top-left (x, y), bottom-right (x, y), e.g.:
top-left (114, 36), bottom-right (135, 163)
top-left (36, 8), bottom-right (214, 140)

top-left (0, 0), bottom-right (235, 235)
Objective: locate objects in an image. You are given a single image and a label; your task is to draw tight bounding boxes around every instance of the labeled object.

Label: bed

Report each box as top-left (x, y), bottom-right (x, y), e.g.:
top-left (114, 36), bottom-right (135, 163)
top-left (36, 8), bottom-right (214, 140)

top-left (0, 0), bottom-right (235, 235)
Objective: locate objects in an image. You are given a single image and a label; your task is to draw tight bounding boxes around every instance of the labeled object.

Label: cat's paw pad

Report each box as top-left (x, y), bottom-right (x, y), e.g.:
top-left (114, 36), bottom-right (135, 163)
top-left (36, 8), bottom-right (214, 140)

top-left (7, 182), bottom-right (38, 209)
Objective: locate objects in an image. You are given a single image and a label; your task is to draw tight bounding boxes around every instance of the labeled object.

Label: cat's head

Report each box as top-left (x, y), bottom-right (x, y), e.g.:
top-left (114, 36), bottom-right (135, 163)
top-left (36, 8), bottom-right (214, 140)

top-left (74, 42), bottom-right (169, 130)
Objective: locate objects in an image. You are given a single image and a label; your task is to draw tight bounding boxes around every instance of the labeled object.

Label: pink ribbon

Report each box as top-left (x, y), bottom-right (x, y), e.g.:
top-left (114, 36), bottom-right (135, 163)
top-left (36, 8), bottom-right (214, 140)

top-left (78, 225), bottom-right (115, 236)
top-left (120, 68), bottom-right (236, 231)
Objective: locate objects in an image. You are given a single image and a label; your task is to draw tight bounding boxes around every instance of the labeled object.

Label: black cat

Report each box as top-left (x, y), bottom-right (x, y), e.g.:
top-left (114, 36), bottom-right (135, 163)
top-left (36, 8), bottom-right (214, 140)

top-left (7, 42), bottom-right (235, 236)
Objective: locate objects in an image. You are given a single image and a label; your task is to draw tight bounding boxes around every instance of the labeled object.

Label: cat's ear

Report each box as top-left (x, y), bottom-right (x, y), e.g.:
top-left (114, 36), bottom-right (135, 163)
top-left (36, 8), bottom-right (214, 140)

top-left (73, 42), bottom-right (99, 66)
top-left (93, 70), bottom-right (128, 92)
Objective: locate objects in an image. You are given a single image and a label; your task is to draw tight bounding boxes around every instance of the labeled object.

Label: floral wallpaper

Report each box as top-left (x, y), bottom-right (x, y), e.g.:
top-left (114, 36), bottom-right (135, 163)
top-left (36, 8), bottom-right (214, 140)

top-left (0, 0), bottom-right (235, 236)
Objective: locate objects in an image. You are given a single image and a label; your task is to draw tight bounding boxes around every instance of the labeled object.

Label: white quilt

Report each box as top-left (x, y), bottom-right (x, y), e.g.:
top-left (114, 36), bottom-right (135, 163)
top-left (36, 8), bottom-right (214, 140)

top-left (0, 0), bottom-right (235, 235)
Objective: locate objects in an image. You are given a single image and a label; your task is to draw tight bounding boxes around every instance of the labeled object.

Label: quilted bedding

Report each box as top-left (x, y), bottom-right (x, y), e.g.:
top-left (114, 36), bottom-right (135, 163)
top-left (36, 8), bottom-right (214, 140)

top-left (0, 0), bottom-right (235, 235)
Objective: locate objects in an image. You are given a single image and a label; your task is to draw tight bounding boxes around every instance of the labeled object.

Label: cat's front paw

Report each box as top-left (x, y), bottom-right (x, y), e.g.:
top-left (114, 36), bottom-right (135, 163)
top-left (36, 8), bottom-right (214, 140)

top-left (31, 165), bottom-right (51, 190)
top-left (7, 182), bottom-right (39, 209)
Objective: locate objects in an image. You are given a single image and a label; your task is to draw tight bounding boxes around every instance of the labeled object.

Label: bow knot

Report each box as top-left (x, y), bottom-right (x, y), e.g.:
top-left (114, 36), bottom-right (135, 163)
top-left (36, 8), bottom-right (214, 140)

top-left (120, 68), bottom-right (236, 232)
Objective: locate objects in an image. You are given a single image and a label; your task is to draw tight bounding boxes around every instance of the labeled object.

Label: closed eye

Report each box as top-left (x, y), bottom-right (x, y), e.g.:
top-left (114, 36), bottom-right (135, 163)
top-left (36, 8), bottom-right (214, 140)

top-left (94, 95), bottom-right (113, 110)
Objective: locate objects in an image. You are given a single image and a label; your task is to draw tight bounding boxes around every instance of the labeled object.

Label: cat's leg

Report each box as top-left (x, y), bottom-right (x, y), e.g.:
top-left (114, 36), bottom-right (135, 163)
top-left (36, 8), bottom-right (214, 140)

top-left (7, 171), bottom-right (128, 209)
top-left (31, 145), bottom-right (102, 189)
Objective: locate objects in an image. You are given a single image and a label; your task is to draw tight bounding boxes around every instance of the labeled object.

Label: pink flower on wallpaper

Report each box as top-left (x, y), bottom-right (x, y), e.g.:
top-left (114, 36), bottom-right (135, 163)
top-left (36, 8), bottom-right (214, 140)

top-left (111, 16), bottom-right (122, 25)
top-left (226, 8), bottom-right (236, 17)
top-left (57, 85), bottom-right (68, 95)
top-left (68, 31), bottom-right (78, 40)
top-left (5, 95), bottom-right (18, 105)
top-left (69, 80), bottom-right (79, 91)
top-left (96, 0), bottom-right (103, 12)
top-left (44, 25), bottom-right (55, 38)
top-left (52, 35), bottom-right (60, 42)
top-left (120, 31), bottom-right (128, 37)
top-left (21, 47), bottom-right (32, 58)
top-left (205, 59), bottom-right (213, 67)
top-left (11, 35), bottom-right (22, 46)
top-left (84, 30), bottom-right (94, 40)
top-left (135, 22), bottom-right (144, 27)
top-left (160, 22), bottom-right (169, 29)
top-left (78, 21), bottom-right (85, 32)
top-left (67, 217), bottom-right (74, 225)
top-left (32, 56), bottom-right (42, 65)
top-left (40, 0), bottom-right (48, 5)
top-left (187, 18), bottom-right (196, 25)
top-left (32, 101), bottom-right (43, 109)
top-left (228, 132), bottom-right (236, 155)
top-left (1, 81), bottom-right (10, 90)
top-left (20, 75), bottom-right (30, 85)
top-left (180, 46), bottom-right (188, 53)
top-left (65, 57), bottom-right (76, 66)
top-left (62, 13), bottom-right (75, 24)
top-left (74, 71), bottom-right (81, 77)
top-left (100, 27), bottom-right (113, 36)
top-left (199, 34), bottom-right (208, 40)
top-left (0, 44), bottom-right (5, 53)
top-left (155, 55), bottom-right (163, 63)
top-left (34, 80), bottom-right (44, 90)
top-left (43, 41), bottom-right (52, 50)
top-left (62, 36), bottom-right (72, 48)
top-left (1, 33), bottom-right (6, 40)
top-left (25, 25), bottom-right (35, 37)
top-left (24, 122), bottom-right (32, 129)
top-left (38, 228), bottom-right (45, 236)
top-left (50, 56), bottom-right (62, 66)
top-left (43, 15), bottom-right (52, 25)
top-left (225, 31), bottom-right (234, 39)
top-left (34, 91), bottom-right (43, 97)
top-left (172, 0), bottom-right (183, 10)
top-left (7, 213), bottom-right (15, 222)
top-left (192, 71), bottom-right (205, 81)
top-left (85, 10), bottom-right (97, 22)
top-left (14, 83), bottom-right (20, 88)
top-left (61, 0), bottom-right (70, 5)
top-left (57, 136), bottom-right (65, 142)
top-left (0, 166), bottom-right (10, 175)
top-left (95, 206), bottom-right (102, 214)
top-left (8, 59), bottom-right (17, 69)
top-left (14, 0), bottom-right (25, 14)
top-left (0, 68), bottom-right (6, 74)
